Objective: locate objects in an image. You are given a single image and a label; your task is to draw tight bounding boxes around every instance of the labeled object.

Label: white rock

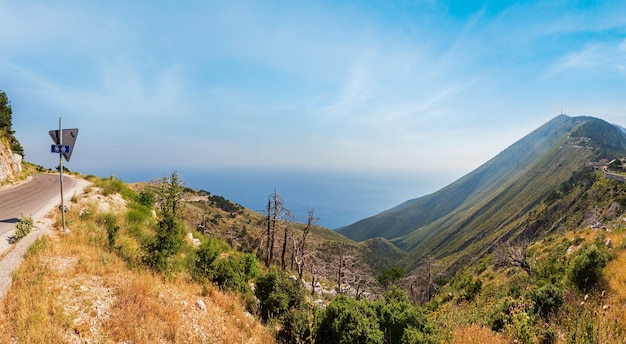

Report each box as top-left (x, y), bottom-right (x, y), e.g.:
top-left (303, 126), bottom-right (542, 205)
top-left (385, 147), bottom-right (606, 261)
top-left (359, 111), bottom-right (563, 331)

top-left (196, 300), bottom-right (207, 312)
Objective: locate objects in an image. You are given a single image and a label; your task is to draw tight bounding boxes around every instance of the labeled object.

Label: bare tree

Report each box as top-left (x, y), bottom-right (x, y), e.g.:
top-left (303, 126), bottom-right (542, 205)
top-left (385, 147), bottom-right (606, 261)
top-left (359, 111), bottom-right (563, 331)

top-left (493, 239), bottom-right (531, 274)
top-left (262, 189), bottom-right (293, 268)
top-left (334, 244), bottom-right (356, 294)
top-left (310, 261), bottom-right (322, 296)
top-left (423, 254), bottom-right (436, 303)
top-left (294, 209), bottom-right (317, 280)
top-left (264, 198), bottom-right (272, 267)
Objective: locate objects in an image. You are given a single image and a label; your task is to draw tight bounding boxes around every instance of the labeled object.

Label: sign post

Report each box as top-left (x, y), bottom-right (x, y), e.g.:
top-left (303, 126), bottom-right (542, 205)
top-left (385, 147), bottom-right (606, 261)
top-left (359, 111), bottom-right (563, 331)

top-left (58, 118), bottom-right (65, 231)
top-left (49, 118), bottom-right (79, 232)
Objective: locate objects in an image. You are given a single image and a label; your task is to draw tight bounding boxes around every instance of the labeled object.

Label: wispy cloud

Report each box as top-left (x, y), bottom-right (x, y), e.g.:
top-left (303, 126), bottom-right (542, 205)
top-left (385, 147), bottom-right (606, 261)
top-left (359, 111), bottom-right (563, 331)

top-left (3, 0), bottom-right (626, 175)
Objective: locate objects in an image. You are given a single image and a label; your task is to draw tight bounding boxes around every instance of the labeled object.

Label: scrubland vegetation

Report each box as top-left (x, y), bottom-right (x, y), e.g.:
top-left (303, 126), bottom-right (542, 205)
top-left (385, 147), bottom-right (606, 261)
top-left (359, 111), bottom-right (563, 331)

top-left (3, 167), bottom-right (626, 343)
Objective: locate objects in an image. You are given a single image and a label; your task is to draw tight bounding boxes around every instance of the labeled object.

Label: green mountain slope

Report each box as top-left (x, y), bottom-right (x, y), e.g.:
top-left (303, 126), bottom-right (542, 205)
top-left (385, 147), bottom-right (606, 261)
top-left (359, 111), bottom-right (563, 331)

top-left (337, 115), bottom-right (626, 271)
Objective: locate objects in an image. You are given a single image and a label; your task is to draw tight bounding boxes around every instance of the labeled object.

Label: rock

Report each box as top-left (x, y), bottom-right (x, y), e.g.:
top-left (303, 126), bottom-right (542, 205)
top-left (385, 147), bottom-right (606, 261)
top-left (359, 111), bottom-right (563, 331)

top-left (73, 319), bottom-right (90, 335)
top-left (196, 300), bottom-right (207, 312)
top-left (606, 238), bottom-right (613, 249)
top-left (314, 299), bottom-right (326, 308)
top-left (0, 140), bottom-right (22, 183)
top-left (187, 233), bottom-right (201, 247)
top-left (566, 246), bottom-right (574, 255)
top-left (603, 304), bottom-right (611, 311)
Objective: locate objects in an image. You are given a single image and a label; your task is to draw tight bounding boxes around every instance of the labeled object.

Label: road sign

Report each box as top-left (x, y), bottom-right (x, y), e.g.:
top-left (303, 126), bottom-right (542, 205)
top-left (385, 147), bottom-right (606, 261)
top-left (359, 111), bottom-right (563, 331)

top-left (49, 128), bottom-right (79, 161)
top-left (51, 145), bottom-right (71, 153)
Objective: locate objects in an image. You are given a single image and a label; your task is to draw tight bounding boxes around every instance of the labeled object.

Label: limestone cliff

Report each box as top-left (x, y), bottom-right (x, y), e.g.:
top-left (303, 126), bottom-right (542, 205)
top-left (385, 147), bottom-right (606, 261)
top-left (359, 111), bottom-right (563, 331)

top-left (0, 137), bottom-right (22, 183)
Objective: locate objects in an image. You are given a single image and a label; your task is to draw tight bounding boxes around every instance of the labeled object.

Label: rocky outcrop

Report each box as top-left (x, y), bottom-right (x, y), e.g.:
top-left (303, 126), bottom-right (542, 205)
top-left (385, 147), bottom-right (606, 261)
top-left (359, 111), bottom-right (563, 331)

top-left (0, 138), bottom-right (22, 183)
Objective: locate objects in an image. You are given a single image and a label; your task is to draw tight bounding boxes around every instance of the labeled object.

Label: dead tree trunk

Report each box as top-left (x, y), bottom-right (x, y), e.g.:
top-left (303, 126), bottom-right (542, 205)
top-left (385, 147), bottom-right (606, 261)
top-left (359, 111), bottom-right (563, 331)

top-left (296, 209), bottom-right (317, 280)
top-left (264, 189), bottom-right (293, 269)
top-left (265, 199), bottom-right (272, 267)
top-left (281, 223), bottom-right (289, 270)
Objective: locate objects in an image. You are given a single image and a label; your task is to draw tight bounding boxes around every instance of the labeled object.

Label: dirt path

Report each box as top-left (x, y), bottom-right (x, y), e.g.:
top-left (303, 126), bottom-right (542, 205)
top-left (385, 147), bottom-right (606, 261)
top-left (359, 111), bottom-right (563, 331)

top-left (0, 175), bottom-right (90, 298)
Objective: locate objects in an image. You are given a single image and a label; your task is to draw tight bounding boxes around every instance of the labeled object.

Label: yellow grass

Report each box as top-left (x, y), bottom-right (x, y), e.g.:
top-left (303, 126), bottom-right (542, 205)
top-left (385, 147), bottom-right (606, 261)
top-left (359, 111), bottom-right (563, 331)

top-left (451, 324), bottom-right (509, 344)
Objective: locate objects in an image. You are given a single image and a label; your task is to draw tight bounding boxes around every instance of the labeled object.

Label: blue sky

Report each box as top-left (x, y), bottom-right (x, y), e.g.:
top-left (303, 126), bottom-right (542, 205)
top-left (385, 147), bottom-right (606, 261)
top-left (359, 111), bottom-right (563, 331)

top-left (2, 0), bottom-right (626, 190)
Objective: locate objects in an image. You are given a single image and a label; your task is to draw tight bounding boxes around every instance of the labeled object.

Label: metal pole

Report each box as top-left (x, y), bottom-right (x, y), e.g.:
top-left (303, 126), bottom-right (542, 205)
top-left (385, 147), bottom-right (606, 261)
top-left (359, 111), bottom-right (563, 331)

top-left (59, 117), bottom-right (66, 231)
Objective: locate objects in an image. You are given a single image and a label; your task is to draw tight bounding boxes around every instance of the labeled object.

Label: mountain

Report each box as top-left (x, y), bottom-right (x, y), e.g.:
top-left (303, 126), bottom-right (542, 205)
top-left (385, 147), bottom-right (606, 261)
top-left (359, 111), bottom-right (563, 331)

top-left (338, 115), bottom-right (626, 271)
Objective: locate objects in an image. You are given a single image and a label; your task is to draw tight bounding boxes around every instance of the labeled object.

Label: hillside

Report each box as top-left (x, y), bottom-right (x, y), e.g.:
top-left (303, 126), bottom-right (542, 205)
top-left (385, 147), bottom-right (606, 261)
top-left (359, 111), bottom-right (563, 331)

top-left (0, 137), bottom-right (22, 183)
top-left (0, 175), bottom-right (429, 343)
top-left (338, 115), bottom-right (626, 273)
top-left (4, 155), bottom-right (626, 342)
top-left (0, 177), bottom-right (275, 343)
top-left (0, 91), bottom-right (23, 184)
top-left (4, 167), bottom-right (626, 343)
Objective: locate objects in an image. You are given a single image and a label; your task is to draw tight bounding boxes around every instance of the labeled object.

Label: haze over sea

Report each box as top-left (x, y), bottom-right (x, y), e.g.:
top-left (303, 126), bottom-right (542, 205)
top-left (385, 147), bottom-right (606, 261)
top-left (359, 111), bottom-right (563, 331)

top-left (102, 168), bottom-right (455, 230)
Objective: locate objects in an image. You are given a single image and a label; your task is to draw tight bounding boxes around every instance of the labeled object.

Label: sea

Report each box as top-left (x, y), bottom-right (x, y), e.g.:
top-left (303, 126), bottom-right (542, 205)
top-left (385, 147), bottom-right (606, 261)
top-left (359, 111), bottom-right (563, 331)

top-left (98, 167), bottom-right (453, 229)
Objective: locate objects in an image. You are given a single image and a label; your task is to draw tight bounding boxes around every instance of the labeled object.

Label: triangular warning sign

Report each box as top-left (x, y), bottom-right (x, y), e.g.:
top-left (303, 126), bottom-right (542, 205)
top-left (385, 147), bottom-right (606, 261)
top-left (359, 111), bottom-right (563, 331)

top-left (49, 128), bottom-right (79, 162)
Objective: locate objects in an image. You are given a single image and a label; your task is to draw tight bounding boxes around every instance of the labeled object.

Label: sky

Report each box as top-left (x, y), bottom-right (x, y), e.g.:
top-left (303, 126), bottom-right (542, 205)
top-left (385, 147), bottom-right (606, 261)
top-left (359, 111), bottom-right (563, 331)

top-left (2, 1), bottom-right (626, 226)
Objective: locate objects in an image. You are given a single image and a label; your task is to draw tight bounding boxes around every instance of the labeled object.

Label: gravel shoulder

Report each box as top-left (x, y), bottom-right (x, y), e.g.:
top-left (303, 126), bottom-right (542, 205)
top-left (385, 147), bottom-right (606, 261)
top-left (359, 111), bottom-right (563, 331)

top-left (0, 175), bottom-right (91, 298)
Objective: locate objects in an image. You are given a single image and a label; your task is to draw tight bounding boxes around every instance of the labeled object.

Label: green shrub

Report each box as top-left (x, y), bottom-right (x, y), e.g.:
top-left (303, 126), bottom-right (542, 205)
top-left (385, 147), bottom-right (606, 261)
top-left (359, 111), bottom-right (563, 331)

top-left (144, 217), bottom-right (184, 272)
top-left (539, 325), bottom-right (558, 344)
top-left (15, 215), bottom-right (34, 240)
top-left (211, 254), bottom-right (258, 293)
top-left (192, 238), bottom-right (228, 282)
top-left (527, 283), bottom-right (562, 319)
top-left (489, 297), bottom-right (532, 332)
top-left (377, 286), bottom-right (436, 344)
top-left (376, 267), bottom-right (404, 287)
top-left (136, 190), bottom-right (155, 208)
top-left (126, 205), bottom-right (150, 224)
top-left (317, 295), bottom-right (383, 344)
top-left (568, 244), bottom-right (609, 292)
top-left (240, 253), bottom-right (259, 280)
top-left (277, 305), bottom-right (322, 344)
top-left (255, 268), bottom-right (304, 322)
top-left (454, 273), bottom-right (482, 302)
top-left (95, 177), bottom-right (124, 196)
top-left (100, 213), bottom-right (119, 249)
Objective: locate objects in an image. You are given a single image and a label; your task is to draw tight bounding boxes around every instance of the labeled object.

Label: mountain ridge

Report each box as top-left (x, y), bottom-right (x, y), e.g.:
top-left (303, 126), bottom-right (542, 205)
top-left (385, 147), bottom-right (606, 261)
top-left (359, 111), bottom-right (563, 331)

top-left (338, 115), bottom-right (626, 272)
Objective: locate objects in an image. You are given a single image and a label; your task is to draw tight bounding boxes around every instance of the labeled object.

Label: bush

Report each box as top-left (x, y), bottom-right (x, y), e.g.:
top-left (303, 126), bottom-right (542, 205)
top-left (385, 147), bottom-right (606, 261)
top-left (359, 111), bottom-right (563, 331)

top-left (15, 215), bottom-right (34, 240)
top-left (489, 297), bottom-right (532, 332)
top-left (377, 267), bottom-right (404, 287)
top-left (454, 273), bottom-right (482, 302)
top-left (377, 286), bottom-right (436, 344)
top-left (211, 254), bottom-right (258, 293)
top-left (95, 177), bottom-right (125, 196)
top-left (317, 295), bottom-right (383, 344)
top-left (136, 190), bottom-right (155, 208)
top-left (255, 268), bottom-right (304, 322)
top-left (527, 283), bottom-right (562, 319)
top-left (568, 244), bottom-right (609, 292)
top-left (144, 217), bottom-right (184, 272)
top-left (277, 305), bottom-right (322, 344)
top-left (192, 238), bottom-right (228, 282)
top-left (100, 213), bottom-right (119, 249)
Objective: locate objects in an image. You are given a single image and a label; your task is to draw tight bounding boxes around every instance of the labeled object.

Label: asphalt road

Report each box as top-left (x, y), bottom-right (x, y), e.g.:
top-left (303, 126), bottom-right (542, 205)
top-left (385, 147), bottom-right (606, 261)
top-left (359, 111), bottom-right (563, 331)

top-left (0, 174), bottom-right (74, 236)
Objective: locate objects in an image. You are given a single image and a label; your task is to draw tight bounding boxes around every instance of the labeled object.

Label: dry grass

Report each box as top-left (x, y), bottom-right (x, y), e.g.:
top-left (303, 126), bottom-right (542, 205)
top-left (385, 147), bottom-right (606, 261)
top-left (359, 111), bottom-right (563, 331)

top-left (0, 188), bottom-right (275, 344)
top-left (451, 324), bottom-right (509, 344)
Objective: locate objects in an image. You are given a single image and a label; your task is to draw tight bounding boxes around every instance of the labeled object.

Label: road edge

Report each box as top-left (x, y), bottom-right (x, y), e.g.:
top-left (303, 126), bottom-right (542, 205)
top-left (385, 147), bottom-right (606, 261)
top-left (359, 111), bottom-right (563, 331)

top-left (0, 176), bottom-right (91, 299)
